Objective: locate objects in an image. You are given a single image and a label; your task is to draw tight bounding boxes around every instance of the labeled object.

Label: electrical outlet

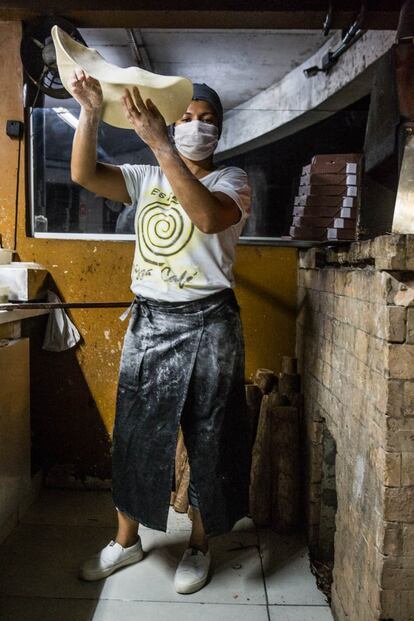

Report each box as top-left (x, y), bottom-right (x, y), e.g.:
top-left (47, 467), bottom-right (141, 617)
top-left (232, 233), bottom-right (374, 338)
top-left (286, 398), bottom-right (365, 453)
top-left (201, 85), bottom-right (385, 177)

top-left (6, 120), bottom-right (24, 139)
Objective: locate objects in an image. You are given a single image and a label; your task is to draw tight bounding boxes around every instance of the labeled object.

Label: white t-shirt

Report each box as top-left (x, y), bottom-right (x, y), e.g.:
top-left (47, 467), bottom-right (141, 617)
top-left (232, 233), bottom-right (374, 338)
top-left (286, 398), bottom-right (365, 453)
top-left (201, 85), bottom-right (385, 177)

top-left (119, 163), bottom-right (252, 301)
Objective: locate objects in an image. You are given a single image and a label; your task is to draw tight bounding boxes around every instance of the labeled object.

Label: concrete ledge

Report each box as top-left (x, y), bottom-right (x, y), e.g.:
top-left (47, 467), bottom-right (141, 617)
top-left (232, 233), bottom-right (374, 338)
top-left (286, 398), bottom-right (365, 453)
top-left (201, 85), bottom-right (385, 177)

top-left (216, 30), bottom-right (395, 159)
top-left (0, 308), bottom-right (49, 326)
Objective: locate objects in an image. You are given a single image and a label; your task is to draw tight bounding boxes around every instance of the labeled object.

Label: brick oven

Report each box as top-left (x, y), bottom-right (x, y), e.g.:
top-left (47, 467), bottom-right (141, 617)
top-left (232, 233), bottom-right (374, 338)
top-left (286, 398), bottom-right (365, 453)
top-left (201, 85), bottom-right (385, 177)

top-left (297, 234), bottom-right (414, 621)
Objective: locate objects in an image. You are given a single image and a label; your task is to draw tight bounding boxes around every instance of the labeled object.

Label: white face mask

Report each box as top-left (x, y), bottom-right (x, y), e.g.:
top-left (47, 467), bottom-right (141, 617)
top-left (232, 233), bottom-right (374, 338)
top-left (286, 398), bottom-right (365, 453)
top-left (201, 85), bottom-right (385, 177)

top-left (173, 120), bottom-right (219, 161)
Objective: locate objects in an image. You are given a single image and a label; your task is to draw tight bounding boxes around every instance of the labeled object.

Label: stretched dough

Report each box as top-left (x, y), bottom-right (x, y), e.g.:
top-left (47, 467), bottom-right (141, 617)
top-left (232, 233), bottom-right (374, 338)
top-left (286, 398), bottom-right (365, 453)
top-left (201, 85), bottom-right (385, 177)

top-left (51, 25), bottom-right (193, 129)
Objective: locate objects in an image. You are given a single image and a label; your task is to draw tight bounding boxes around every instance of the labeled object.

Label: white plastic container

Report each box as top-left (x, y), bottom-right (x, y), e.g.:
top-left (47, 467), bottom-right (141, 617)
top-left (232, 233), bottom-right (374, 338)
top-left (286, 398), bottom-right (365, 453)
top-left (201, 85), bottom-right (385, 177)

top-left (0, 262), bottom-right (48, 301)
top-left (0, 249), bottom-right (13, 265)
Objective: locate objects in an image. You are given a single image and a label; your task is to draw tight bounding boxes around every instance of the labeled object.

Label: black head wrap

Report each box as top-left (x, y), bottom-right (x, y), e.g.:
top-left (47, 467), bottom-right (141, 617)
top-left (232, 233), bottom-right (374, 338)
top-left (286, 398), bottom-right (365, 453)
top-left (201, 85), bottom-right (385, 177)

top-left (168, 82), bottom-right (223, 142)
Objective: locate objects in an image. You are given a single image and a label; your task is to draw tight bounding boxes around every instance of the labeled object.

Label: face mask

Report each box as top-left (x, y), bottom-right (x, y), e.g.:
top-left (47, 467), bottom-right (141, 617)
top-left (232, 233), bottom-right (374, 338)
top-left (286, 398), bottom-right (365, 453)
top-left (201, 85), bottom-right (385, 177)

top-left (173, 120), bottom-right (219, 161)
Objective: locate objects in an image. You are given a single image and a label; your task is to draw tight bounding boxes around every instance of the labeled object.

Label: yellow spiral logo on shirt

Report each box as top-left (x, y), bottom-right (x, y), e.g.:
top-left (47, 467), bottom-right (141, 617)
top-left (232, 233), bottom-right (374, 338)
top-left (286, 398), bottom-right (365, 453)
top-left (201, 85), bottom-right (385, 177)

top-left (137, 200), bottom-right (195, 266)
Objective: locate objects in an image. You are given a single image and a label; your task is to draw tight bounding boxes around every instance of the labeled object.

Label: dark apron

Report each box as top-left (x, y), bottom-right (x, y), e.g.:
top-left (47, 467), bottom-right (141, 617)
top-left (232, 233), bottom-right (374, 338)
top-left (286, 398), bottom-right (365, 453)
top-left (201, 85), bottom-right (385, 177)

top-left (110, 286), bottom-right (252, 538)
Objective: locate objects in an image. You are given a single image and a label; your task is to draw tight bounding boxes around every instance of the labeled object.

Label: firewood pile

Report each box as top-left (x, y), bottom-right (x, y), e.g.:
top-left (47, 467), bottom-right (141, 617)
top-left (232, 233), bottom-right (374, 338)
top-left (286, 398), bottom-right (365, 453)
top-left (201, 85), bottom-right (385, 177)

top-left (171, 355), bottom-right (303, 533)
top-left (247, 356), bottom-right (303, 533)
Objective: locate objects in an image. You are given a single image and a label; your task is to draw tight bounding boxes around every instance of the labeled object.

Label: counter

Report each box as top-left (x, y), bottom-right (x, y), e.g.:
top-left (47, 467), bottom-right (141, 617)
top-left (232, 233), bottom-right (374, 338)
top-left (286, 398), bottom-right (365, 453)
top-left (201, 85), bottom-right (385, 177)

top-left (0, 308), bottom-right (49, 543)
top-left (0, 308), bottom-right (49, 326)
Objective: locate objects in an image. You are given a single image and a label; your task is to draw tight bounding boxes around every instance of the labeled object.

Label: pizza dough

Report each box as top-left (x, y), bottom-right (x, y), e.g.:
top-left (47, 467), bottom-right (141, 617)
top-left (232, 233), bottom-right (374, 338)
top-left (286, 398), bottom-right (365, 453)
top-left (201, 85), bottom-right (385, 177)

top-left (51, 25), bottom-right (193, 129)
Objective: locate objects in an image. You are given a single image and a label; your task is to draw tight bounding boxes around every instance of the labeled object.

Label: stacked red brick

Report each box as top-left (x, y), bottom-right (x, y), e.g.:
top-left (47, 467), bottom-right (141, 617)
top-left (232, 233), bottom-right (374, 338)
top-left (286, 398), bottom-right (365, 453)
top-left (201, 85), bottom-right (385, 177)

top-left (289, 153), bottom-right (363, 241)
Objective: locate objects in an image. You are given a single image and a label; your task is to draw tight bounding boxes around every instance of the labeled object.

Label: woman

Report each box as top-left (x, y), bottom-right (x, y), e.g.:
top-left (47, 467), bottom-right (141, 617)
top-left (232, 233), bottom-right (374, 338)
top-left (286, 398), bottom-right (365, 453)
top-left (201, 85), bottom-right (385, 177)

top-left (70, 68), bottom-right (253, 594)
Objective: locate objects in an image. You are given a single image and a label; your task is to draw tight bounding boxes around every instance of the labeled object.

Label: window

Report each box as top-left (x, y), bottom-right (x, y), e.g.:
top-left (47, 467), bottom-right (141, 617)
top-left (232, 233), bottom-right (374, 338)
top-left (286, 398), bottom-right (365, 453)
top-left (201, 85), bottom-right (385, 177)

top-left (27, 27), bottom-right (370, 244)
top-left (29, 106), bottom-right (157, 240)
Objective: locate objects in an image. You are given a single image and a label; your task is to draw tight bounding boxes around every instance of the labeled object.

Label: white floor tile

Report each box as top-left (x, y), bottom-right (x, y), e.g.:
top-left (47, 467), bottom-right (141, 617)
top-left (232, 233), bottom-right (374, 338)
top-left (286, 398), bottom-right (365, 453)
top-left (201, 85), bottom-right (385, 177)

top-left (258, 528), bottom-right (329, 607)
top-left (2, 490), bottom-right (332, 619)
top-left (0, 596), bottom-right (97, 621)
top-left (19, 488), bottom-right (118, 527)
top-left (92, 600), bottom-right (269, 621)
top-left (166, 508), bottom-right (193, 531)
top-left (0, 598), bottom-right (333, 621)
top-left (0, 522), bottom-right (264, 605)
top-left (269, 604), bottom-right (334, 620)
top-left (0, 524), bottom-right (112, 600)
top-left (99, 528), bottom-right (265, 604)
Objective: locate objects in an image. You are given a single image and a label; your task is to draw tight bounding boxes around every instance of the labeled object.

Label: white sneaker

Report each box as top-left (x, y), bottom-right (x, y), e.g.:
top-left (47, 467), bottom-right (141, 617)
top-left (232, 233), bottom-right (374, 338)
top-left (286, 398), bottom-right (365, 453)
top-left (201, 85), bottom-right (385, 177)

top-left (79, 537), bottom-right (144, 581)
top-left (174, 546), bottom-right (211, 594)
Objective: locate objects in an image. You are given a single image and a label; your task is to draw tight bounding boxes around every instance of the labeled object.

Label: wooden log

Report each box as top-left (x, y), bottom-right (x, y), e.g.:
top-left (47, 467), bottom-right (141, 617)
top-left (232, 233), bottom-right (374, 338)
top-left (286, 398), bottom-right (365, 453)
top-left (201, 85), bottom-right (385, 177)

top-left (270, 406), bottom-right (301, 533)
top-left (245, 383), bottom-right (263, 448)
top-left (278, 372), bottom-right (301, 399)
top-left (254, 368), bottom-right (277, 394)
top-left (269, 386), bottom-right (290, 405)
top-left (291, 392), bottom-right (304, 408)
top-left (170, 426), bottom-right (190, 513)
top-left (249, 392), bottom-right (280, 525)
top-left (281, 356), bottom-right (298, 374)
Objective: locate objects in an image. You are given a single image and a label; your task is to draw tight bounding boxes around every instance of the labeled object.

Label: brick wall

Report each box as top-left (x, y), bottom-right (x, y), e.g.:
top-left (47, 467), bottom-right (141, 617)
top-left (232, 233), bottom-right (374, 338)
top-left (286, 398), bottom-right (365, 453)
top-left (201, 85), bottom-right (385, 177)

top-left (297, 234), bottom-right (414, 621)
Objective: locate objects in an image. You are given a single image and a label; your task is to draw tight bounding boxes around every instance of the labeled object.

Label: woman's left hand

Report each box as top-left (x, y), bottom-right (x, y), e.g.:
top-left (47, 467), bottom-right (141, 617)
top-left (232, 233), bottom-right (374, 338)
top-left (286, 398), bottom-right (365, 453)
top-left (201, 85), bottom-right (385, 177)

top-left (121, 86), bottom-right (170, 150)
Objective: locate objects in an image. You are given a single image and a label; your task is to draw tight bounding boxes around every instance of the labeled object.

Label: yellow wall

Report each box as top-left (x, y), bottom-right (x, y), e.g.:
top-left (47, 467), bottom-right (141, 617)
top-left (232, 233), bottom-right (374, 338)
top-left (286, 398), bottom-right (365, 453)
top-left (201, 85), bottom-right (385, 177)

top-left (1, 21), bottom-right (297, 477)
top-left (234, 245), bottom-right (297, 378)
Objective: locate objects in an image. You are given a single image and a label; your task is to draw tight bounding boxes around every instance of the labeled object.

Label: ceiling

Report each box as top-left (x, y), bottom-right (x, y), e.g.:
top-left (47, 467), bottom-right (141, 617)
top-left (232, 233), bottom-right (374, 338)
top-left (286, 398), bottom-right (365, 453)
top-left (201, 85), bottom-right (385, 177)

top-left (3, 1), bottom-right (404, 29)
top-left (45, 28), bottom-right (337, 112)
top-left (43, 27), bottom-right (346, 159)
top-left (81, 27), bottom-right (335, 110)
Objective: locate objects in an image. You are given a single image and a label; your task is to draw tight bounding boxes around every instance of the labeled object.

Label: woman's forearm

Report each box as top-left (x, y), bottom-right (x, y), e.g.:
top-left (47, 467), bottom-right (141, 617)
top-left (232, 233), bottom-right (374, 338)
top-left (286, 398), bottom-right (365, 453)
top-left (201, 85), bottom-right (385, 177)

top-left (71, 107), bottom-right (101, 183)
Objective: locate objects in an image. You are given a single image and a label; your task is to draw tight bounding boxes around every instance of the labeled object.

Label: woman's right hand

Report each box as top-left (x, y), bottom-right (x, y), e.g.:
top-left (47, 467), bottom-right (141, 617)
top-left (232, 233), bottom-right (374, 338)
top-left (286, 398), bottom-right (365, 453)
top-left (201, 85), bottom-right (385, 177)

top-left (70, 67), bottom-right (103, 112)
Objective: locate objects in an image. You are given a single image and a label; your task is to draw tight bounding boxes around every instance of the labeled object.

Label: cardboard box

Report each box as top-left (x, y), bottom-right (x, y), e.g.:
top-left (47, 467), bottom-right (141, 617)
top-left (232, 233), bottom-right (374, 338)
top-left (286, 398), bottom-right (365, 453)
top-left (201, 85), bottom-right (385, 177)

top-left (293, 204), bottom-right (357, 218)
top-left (298, 184), bottom-right (358, 197)
top-left (302, 161), bottom-right (360, 175)
top-left (301, 153), bottom-right (363, 175)
top-left (300, 173), bottom-right (358, 186)
top-left (293, 205), bottom-right (339, 217)
top-left (294, 194), bottom-right (355, 208)
top-left (289, 225), bottom-right (327, 241)
top-left (340, 207), bottom-right (355, 219)
top-left (293, 215), bottom-right (334, 228)
top-left (333, 217), bottom-right (356, 229)
top-left (327, 228), bottom-right (357, 240)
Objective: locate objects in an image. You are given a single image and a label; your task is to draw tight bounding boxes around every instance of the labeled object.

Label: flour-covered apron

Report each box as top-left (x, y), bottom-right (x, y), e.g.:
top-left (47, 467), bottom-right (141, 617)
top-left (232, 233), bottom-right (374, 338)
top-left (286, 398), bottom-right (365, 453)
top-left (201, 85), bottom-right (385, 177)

top-left (110, 286), bottom-right (252, 537)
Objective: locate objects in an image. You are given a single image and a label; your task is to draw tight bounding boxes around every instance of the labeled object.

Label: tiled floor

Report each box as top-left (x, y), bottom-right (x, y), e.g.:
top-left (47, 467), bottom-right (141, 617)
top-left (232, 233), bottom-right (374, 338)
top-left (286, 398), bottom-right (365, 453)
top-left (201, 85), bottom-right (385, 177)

top-left (0, 489), bottom-right (333, 621)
